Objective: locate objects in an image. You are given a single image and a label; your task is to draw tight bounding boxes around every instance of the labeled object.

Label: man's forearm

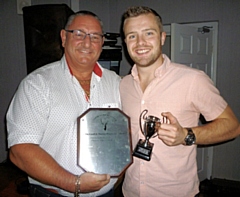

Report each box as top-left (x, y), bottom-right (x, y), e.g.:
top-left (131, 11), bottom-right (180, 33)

top-left (194, 105), bottom-right (240, 145)
top-left (9, 144), bottom-right (76, 192)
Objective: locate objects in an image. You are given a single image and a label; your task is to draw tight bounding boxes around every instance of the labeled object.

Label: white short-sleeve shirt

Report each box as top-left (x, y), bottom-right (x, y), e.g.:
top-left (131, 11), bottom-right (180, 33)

top-left (7, 56), bottom-right (121, 197)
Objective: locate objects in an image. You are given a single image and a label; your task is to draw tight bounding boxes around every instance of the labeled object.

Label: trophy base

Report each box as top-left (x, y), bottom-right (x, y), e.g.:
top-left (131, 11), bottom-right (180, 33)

top-left (132, 139), bottom-right (153, 161)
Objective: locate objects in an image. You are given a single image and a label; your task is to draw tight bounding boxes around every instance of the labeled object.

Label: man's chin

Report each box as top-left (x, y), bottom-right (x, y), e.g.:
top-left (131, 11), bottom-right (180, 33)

top-left (134, 59), bottom-right (152, 67)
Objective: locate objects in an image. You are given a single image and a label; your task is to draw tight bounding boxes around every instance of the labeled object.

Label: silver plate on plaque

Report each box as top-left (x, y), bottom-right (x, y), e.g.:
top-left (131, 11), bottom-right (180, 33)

top-left (77, 108), bottom-right (133, 177)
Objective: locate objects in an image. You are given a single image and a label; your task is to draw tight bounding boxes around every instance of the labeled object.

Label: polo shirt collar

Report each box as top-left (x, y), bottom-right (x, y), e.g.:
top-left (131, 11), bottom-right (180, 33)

top-left (131, 54), bottom-right (169, 79)
top-left (62, 55), bottom-right (103, 79)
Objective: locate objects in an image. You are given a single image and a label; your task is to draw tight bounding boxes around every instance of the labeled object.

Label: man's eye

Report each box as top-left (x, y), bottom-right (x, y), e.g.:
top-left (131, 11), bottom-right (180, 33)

top-left (146, 31), bottom-right (154, 36)
top-left (75, 31), bottom-right (85, 37)
top-left (91, 35), bottom-right (100, 41)
top-left (128, 35), bottom-right (135, 40)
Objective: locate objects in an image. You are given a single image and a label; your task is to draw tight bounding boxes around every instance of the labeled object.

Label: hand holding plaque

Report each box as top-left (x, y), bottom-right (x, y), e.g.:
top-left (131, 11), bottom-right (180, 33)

top-left (133, 109), bottom-right (160, 161)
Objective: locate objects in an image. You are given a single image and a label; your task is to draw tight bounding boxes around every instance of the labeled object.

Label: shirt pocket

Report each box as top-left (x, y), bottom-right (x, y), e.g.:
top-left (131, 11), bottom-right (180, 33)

top-left (143, 101), bottom-right (182, 119)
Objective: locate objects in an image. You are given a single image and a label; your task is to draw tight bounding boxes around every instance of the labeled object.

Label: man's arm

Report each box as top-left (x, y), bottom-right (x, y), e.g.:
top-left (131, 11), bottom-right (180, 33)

top-left (193, 105), bottom-right (239, 145)
top-left (157, 105), bottom-right (240, 146)
top-left (9, 144), bottom-right (110, 193)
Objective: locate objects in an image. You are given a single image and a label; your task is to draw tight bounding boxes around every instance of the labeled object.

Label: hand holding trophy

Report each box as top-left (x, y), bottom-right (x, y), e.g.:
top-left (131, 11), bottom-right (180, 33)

top-left (133, 109), bottom-right (161, 161)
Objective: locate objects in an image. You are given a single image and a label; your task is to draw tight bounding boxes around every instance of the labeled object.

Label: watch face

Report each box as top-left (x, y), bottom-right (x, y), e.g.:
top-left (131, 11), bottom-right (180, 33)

top-left (187, 135), bottom-right (195, 145)
top-left (185, 129), bottom-right (196, 145)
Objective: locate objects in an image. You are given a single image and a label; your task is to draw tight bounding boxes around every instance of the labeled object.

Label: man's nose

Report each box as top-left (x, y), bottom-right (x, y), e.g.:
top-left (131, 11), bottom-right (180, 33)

top-left (137, 35), bottom-right (146, 45)
top-left (82, 34), bottom-right (91, 46)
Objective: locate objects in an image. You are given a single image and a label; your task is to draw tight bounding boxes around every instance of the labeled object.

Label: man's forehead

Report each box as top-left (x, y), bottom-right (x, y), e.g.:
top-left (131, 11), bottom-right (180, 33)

top-left (124, 14), bottom-right (158, 32)
top-left (72, 15), bottom-right (97, 24)
top-left (125, 14), bottom-right (156, 26)
top-left (70, 15), bottom-right (102, 31)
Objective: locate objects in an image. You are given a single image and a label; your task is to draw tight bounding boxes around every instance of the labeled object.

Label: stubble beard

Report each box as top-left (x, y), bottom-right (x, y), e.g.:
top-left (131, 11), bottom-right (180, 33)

top-left (132, 50), bottom-right (162, 68)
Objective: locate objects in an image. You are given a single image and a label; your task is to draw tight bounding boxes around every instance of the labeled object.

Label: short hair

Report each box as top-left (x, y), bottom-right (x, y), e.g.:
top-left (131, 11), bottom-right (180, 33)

top-left (123, 6), bottom-right (163, 32)
top-left (65, 10), bottom-right (104, 33)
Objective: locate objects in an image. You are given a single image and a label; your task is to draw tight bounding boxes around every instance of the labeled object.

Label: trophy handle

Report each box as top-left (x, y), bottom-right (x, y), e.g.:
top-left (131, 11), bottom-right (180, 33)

top-left (139, 109), bottom-right (148, 135)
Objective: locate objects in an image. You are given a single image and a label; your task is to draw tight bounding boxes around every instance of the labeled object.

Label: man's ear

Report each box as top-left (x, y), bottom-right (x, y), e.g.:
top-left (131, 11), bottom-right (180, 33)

top-left (60, 29), bottom-right (66, 48)
top-left (161, 32), bottom-right (166, 46)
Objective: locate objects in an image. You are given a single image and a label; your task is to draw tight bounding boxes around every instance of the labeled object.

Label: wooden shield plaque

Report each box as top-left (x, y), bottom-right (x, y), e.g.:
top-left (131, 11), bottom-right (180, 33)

top-left (77, 108), bottom-right (132, 177)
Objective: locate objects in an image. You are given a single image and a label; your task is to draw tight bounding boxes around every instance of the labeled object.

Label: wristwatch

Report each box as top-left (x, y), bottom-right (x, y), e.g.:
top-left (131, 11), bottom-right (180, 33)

top-left (184, 128), bottom-right (196, 146)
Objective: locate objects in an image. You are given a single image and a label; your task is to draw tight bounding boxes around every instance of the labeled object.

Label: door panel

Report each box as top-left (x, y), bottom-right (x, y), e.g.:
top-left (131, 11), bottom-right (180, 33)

top-left (171, 23), bottom-right (212, 78)
top-left (170, 23), bottom-right (213, 181)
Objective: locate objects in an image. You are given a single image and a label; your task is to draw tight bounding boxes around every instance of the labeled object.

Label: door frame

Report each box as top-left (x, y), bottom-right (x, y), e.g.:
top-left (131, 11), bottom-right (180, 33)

top-left (163, 21), bottom-right (218, 180)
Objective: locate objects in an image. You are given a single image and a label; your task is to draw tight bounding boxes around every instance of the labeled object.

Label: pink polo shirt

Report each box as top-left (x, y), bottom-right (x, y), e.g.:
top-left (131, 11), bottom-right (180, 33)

top-left (120, 55), bottom-right (227, 197)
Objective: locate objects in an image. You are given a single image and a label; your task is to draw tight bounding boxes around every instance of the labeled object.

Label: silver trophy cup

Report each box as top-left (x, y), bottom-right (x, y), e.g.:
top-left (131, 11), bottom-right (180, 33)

top-left (133, 109), bottom-right (160, 161)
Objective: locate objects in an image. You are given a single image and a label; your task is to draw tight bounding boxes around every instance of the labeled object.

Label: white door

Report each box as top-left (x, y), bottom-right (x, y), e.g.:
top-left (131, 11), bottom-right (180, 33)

top-left (163, 22), bottom-right (217, 181)
top-left (171, 23), bottom-right (212, 75)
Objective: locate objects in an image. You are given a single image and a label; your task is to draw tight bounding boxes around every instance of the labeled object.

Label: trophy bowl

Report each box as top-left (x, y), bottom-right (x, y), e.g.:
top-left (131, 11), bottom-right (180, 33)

top-left (133, 110), bottom-right (160, 161)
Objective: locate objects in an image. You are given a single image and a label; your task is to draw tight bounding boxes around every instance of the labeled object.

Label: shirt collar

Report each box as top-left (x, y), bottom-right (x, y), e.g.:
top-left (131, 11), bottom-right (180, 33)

top-left (62, 55), bottom-right (103, 78)
top-left (131, 54), bottom-right (170, 79)
top-left (94, 62), bottom-right (103, 77)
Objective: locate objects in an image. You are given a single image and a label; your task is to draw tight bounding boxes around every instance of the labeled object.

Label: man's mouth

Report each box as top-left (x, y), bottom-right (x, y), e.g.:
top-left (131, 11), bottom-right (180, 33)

top-left (81, 50), bottom-right (91, 54)
top-left (136, 49), bottom-right (150, 54)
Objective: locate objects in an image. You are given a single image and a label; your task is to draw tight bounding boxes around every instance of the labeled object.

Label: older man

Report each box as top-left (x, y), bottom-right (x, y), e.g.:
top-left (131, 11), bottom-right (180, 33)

top-left (7, 11), bottom-right (121, 197)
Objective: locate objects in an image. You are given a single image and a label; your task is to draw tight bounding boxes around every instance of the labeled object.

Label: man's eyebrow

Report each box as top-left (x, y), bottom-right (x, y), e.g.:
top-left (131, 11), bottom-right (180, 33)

top-left (125, 31), bottom-right (137, 37)
top-left (125, 28), bottom-right (157, 36)
top-left (77, 28), bottom-right (103, 35)
top-left (142, 28), bottom-right (157, 32)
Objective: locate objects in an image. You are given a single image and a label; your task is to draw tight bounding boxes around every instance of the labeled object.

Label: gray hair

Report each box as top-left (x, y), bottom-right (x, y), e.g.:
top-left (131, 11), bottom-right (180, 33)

top-left (65, 10), bottom-right (104, 33)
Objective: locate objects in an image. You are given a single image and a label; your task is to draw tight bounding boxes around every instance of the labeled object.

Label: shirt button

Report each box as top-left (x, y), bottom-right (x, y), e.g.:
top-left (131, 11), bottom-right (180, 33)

top-left (140, 181), bottom-right (144, 184)
top-left (141, 100), bottom-right (145, 104)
